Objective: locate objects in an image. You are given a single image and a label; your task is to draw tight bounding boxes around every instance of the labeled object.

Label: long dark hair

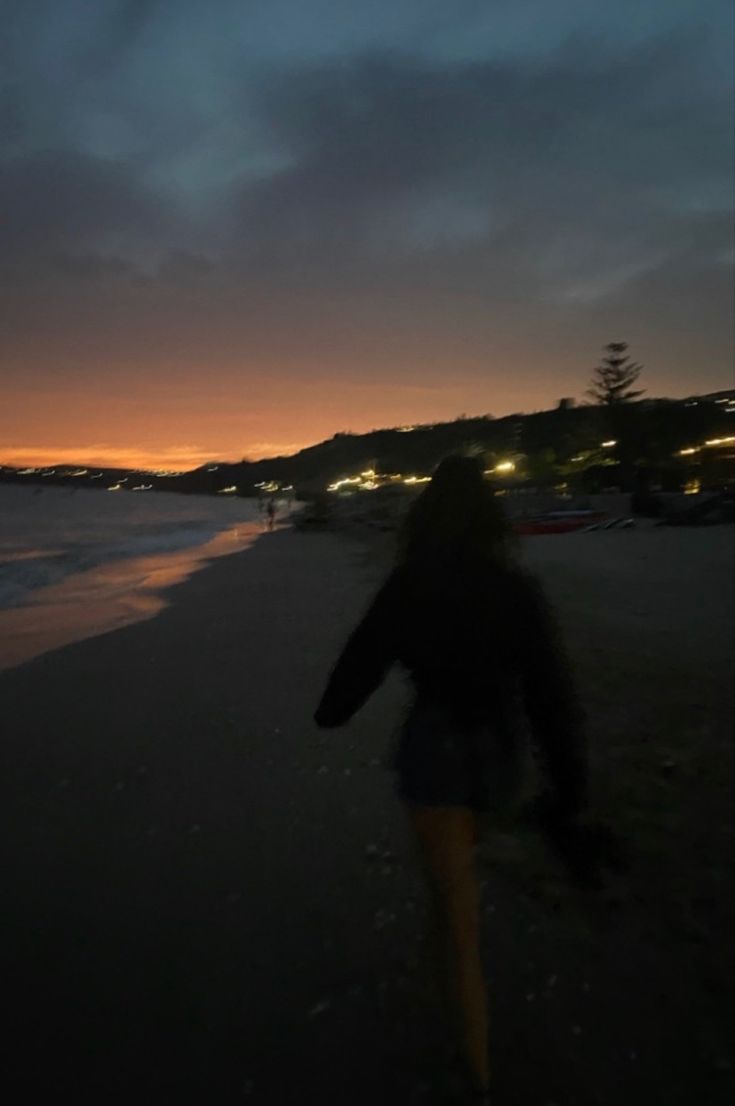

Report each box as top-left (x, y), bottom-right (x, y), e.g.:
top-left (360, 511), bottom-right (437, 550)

top-left (398, 454), bottom-right (516, 568)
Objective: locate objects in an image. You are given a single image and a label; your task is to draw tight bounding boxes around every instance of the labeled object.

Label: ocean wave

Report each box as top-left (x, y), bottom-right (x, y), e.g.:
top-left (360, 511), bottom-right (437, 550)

top-left (0, 551), bottom-right (81, 608)
top-left (0, 519), bottom-right (246, 610)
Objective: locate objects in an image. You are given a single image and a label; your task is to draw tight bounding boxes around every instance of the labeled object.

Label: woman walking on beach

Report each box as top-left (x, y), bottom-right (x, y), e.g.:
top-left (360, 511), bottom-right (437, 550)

top-left (314, 455), bottom-right (591, 1103)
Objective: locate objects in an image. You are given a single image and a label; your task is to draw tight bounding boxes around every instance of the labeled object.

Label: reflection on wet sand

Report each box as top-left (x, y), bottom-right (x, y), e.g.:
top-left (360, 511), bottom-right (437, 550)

top-left (0, 522), bottom-right (263, 671)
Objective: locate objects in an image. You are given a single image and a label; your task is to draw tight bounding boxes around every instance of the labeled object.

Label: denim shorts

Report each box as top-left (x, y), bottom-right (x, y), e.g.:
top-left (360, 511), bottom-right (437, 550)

top-left (392, 698), bottom-right (522, 812)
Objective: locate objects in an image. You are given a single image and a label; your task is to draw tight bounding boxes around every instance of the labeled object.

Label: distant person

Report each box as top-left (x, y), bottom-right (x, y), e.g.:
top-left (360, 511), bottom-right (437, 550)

top-left (314, 455), bottom-right (618, 1102)
top-left (266, 498), bottom-right (276, 531)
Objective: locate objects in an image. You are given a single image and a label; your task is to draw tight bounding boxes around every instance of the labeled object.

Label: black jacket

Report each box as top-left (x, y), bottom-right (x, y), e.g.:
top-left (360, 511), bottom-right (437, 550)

top-left (315, 555), bottom-right (587, 816)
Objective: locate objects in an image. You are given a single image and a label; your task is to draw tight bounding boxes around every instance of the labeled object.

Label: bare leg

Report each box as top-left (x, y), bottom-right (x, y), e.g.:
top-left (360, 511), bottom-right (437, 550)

top-left (406, 803), bottom-right (490, 1095)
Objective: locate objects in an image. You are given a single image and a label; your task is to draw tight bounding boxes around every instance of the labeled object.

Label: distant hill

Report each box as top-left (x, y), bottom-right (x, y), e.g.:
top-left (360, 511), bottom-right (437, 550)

top-left (2, 390), bottom-right (734, 497)
top-left (180, 391), bottom-right (735, 495)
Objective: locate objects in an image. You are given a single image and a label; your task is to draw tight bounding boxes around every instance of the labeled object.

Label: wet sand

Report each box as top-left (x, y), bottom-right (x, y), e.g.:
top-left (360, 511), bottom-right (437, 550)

top-left (0, 518), bottom-right (264, 671)
top-left (1, 523), bottom-right (733, 1104)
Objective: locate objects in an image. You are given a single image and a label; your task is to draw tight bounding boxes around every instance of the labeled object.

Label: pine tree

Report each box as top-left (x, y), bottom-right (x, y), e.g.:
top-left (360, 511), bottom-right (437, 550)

top-left (587, 342), bottom-right (644, 405)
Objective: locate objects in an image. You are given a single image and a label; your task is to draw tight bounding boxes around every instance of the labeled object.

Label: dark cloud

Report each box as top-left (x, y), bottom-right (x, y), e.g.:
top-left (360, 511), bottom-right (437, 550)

top-left (156, 249), bottom-right (214, 283)
top-left (50, 251), bottom-right (139, 280)
top-left (0, 82), bottom-right (24, 150)
top-left (103, 0), bottom-right (159, 48)
top-left (225, 32), bottom-right (731, 304)
top-left (75, 2), bottom-right (160, 77)
top-left (0, 149), bottom-right (170, 263)
top-left (0, 0), bottom-right (732, 414)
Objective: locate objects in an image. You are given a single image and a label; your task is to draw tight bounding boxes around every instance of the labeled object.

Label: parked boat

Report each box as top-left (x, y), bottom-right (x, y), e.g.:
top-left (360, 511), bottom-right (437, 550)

top-left (513, 509), bottom-right (608, 535)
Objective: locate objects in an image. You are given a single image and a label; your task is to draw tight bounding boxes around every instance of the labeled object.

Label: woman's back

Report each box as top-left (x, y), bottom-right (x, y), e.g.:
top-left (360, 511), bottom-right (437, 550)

top-left (366, 554), bottom-right (535, 722)
top-left (315, 457), bottom-right (587, 815)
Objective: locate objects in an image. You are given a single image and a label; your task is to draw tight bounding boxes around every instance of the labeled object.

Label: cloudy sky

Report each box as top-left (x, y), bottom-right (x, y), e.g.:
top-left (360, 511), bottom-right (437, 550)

top-left (1, 0), bottom-right (733, 468)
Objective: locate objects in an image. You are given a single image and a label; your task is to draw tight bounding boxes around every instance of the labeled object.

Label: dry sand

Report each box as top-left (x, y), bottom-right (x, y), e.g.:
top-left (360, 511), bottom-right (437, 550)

top-left (1, 521), bottom-right (733, 1105)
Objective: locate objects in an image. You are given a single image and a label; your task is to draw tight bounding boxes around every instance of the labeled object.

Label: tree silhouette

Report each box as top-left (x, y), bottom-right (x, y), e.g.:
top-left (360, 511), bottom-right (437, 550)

top-left (587, 342), bottom-right (644, 405)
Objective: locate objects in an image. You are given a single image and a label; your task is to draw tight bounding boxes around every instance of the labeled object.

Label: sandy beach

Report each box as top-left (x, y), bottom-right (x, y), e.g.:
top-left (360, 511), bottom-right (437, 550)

top-left (2, 521), bottom-right (734, 1105)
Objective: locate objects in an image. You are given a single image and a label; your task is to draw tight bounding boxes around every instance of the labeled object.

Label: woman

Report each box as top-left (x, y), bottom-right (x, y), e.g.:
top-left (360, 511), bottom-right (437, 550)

top-left (314, 455), bottom-right (590, 1102)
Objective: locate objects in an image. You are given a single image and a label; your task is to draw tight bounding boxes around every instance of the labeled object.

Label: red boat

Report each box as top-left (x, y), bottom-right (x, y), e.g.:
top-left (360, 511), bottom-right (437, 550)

top-left (513, 510), bottom-right (608, 535)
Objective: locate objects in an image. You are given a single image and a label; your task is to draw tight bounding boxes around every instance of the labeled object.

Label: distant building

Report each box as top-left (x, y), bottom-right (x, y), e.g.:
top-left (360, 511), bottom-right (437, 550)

top-left (557, 397), bottom-right (576, 410)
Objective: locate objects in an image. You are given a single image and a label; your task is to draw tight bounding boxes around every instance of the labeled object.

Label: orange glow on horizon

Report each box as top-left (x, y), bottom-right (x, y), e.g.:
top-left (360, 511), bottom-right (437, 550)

top-left (0, 441), bottom-right (312, 472)
top-left (1, 368), bottom-right (490, 474)
top-left (4, 353), bottom-right (730, 477)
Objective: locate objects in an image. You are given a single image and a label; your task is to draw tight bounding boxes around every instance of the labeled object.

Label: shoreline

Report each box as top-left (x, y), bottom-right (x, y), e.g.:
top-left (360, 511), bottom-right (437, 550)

top-left (0, 516), bottom-right (269, 672)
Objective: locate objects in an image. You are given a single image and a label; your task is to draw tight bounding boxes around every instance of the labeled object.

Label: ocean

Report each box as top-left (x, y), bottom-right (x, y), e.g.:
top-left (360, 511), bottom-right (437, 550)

top-left (0, 484), bottom-right (271, 670)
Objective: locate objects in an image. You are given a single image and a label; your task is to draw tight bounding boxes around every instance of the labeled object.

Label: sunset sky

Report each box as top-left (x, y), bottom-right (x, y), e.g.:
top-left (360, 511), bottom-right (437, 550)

top-left (2, 0), bottom-right (733, 470)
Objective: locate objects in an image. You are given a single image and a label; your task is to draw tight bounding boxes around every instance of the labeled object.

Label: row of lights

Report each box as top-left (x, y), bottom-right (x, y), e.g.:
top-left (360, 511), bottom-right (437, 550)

top-left (324, 433), bottom-right (735, 493)
top-left (328, 450), bottom-right (621, 492)
top-left (327, 469), bottom-right (435, 492)
top-left (678, 436), bottom-right (735, 457)
top-left (108, 479), bottom-right (152, 491)
top-left (327, 463), bottom-right (524, 492)
top-left (254, 480), bottom-right (292, 494)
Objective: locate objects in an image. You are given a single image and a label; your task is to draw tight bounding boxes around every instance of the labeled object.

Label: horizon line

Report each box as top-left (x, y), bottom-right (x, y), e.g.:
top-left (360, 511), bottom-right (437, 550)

top-left (2, 386), bottom-right (733, 473)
